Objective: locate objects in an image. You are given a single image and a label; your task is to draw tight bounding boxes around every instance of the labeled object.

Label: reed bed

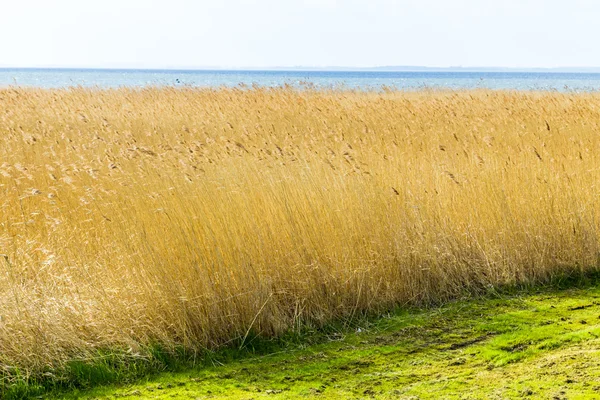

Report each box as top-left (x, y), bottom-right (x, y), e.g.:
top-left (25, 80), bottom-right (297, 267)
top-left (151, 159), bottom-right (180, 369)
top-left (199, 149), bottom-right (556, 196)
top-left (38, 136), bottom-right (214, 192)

top-left (0, 87), bottom-right (599, 383)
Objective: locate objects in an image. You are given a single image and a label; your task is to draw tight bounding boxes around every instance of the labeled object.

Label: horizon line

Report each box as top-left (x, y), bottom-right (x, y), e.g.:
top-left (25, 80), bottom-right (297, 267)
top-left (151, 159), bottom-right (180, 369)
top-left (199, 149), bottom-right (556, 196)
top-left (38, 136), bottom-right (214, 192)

top-left (3, 66), bottom-right (600, 72)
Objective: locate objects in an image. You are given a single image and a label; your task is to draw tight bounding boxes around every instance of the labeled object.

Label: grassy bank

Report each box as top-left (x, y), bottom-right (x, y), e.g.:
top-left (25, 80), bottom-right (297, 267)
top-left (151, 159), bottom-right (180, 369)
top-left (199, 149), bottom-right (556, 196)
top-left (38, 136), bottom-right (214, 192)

top-left (50, 281), bottom-right (600, 399)
top-left (1, 87), bottom-right (600, 393)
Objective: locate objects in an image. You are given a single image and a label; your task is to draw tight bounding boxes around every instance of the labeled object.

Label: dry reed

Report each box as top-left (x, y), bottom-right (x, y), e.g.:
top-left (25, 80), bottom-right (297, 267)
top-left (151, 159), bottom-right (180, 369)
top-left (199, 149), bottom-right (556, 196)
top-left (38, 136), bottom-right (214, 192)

top-left (0, 87), bottom-right (599, 379)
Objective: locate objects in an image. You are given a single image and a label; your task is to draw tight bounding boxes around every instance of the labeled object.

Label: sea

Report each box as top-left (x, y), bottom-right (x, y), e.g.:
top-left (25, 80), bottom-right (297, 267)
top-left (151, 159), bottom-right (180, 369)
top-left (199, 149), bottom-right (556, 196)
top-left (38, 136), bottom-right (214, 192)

top-left (2, 69), bottom-right (600, 91)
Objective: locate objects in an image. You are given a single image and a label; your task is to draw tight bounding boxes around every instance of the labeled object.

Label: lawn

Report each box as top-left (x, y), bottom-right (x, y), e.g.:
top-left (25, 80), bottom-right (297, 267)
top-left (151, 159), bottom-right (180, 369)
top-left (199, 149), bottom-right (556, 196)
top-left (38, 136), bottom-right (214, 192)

top-left (55, 281), bottom-right (600, 399)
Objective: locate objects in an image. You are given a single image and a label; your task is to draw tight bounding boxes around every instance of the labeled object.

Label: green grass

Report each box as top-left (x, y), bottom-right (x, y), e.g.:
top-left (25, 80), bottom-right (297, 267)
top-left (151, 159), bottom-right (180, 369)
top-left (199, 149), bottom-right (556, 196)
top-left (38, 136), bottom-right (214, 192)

top-left (38, 279), bottom-right (600, 399)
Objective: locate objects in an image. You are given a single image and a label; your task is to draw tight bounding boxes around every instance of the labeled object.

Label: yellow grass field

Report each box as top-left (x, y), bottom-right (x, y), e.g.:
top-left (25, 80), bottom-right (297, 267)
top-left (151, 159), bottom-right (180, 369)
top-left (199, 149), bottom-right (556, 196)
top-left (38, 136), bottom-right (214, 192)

top-left (1, 87), bottom-right (599, 382)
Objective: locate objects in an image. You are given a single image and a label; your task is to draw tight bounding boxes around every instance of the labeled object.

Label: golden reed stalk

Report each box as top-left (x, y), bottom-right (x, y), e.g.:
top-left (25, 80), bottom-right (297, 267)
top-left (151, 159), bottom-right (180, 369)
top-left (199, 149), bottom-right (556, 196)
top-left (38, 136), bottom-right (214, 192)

top-left (0, 87), bottom-right (598, 376)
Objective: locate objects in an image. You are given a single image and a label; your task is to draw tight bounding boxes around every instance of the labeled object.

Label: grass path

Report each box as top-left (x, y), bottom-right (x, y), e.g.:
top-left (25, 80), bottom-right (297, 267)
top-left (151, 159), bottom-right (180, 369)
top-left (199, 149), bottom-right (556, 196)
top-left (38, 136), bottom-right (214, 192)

top-left (53, 285), bottom-right (600, 399)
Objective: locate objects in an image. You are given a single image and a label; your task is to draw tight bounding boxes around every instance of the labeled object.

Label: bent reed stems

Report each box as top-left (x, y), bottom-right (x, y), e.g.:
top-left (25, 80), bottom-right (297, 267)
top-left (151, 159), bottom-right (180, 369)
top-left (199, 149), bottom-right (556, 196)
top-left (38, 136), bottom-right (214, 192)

top-left (0, 87), bottom-right (599, 386)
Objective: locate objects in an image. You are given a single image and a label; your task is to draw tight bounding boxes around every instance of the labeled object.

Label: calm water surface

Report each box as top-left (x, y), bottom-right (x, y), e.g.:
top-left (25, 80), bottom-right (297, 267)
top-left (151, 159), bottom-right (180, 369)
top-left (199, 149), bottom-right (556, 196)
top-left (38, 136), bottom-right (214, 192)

top-left (2, 69), bottom-right (600, 91)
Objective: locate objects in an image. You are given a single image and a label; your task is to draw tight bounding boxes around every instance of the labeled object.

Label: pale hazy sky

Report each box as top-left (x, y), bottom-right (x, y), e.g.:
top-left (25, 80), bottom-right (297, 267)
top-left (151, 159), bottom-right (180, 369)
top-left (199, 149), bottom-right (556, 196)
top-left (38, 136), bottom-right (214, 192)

top-left (1, 0), bottom-right (598, 69)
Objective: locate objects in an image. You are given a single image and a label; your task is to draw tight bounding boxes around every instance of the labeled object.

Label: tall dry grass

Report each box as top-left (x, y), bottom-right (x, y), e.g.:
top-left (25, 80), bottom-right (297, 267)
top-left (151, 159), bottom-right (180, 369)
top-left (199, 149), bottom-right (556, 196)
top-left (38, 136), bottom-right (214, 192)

top-left (0, 87), bottom-right (599, 380)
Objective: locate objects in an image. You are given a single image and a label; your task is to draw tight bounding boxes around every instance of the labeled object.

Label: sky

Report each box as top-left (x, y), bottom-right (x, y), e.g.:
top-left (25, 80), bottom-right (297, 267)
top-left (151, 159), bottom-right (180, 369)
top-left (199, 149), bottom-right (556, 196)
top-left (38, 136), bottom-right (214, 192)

top-left (1, 0), bottom-right (599, 69)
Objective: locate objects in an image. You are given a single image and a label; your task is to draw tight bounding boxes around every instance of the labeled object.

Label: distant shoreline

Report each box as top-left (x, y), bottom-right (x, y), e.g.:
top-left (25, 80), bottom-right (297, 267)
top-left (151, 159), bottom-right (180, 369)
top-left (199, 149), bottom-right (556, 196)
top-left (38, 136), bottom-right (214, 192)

top-left (4, 69), bottom-right (600, 91)
top-left (3, 67), bottom-right (600, 74)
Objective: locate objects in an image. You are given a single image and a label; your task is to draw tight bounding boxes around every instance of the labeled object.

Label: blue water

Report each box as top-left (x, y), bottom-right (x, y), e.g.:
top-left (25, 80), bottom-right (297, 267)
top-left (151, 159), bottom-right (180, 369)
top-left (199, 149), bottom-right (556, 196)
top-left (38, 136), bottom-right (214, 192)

top-left (2, 69), bottom-right (600, 91)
